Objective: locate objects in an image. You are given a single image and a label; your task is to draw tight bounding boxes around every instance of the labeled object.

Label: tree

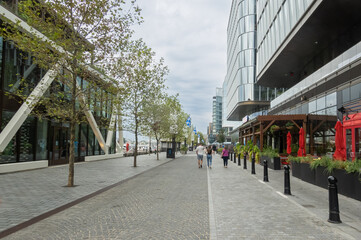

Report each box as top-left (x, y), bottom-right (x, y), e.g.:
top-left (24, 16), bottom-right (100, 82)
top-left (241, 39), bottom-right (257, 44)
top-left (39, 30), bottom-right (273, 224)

top-left (115, 39), bottom-right (168, 167)
top-left (0, 0), bottom-right (141, 186)
top-left (217, 129), bottom-right (226, 143)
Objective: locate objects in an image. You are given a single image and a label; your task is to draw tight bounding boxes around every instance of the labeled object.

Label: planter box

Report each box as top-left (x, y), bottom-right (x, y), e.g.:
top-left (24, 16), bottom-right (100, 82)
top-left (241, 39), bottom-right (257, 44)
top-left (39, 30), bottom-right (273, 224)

top-left (291, 162), bottom-right (361, 201)
top-left (260, 156), bottom-right (281, 170)
top-left (291, 162), bottom-right (302, 179)
top-left (300, 162), bottom-right (316, 184)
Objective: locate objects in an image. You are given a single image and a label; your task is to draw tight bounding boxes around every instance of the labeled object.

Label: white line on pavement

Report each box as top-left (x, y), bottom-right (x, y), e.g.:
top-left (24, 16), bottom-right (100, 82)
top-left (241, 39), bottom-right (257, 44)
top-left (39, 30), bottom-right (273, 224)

top-left (207, 167), bottom-right (217, 240)
top-left (258, 180), bottom-right (266, 184)
top-left (276, 191), bottom-right (289, 199)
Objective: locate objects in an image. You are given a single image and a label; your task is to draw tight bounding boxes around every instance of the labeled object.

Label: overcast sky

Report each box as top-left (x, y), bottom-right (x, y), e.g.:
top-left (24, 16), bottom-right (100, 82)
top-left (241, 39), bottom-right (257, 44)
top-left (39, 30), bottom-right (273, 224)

top-left (126, 0), bottom-right (231, 139)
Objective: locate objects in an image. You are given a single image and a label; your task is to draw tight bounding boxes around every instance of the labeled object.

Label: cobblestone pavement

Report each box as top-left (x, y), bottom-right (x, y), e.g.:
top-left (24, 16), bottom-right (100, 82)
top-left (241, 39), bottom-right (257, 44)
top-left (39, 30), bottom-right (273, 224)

top-left (0, 153), bottom-right (171, 234)
top-left (3, 154), bottom-right (209, 240)
top-left (209, 155), bottom-right (360, 239)
top-left (1, 152), bottom-right (361, 239)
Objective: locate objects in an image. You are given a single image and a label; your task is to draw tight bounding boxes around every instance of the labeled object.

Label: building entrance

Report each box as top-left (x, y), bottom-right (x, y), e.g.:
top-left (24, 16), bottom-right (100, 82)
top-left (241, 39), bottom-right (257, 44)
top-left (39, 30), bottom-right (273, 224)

top-left (50, 126), bottom-right (69, 165)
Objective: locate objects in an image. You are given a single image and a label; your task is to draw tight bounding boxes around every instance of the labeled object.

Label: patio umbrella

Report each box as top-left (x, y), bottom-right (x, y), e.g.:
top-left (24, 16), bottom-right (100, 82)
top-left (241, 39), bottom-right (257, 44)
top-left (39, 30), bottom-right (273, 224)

top-left (297, 127), bottom-right (306, 157)
top-left (287, 132), bottom-right (292, 155)
top-left (333, 121), bottom-right (346, 161)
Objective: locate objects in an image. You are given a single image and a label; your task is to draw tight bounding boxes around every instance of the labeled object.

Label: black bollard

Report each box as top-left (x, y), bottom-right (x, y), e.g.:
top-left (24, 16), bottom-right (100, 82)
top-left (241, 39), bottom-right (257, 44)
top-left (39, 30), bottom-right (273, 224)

top-left (328, 176), bottom-right (342, 223)
top-left (238, 154), bottom-right (241, 166)
top-left (284, 165), bottom-right (291, 195)
top-left (234, 153), bottom-right (236, 163)
top-left (243, 155), bottom-right (247, 169)
top-left (251, 156), bottom-right (256, 174)
top-left (263, 160), bottom-right (269, 182)
top-left (230, 153), bottom-right (233, 162)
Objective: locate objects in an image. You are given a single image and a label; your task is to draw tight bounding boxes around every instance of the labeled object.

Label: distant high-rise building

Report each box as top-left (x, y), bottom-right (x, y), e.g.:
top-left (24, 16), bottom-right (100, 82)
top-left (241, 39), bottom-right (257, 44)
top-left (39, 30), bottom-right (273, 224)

top-left (212, 88), bottom-right (223, 135)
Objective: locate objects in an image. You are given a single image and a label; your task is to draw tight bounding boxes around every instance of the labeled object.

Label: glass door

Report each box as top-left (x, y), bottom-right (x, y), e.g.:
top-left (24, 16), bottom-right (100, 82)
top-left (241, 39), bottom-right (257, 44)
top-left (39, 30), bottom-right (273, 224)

top-left (51, 126), bottom-right (69, 165)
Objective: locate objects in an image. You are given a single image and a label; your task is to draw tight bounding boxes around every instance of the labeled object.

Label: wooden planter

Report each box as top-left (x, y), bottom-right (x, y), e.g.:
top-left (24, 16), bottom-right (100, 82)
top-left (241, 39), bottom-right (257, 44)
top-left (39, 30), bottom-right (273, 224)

top-left (291, 162), bottom-right (361, 201)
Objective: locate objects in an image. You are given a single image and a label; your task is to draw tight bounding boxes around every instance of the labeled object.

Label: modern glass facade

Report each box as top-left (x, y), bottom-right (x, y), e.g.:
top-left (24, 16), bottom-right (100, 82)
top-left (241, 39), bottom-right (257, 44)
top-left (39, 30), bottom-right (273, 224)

top-left (0, 30), bottom-right (117, 166)
top-left (224, 0), bottom-right (284, 122)
top-left (256, 0), bottom-right (314, 76)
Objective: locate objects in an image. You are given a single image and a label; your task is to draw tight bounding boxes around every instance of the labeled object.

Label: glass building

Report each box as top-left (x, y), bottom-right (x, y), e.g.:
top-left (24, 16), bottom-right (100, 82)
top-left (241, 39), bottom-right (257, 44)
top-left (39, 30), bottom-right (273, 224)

top-left (256, 0), bottom-right (361, 158)
top-left (224, 0), bottom-right (285, 122)
top-left (212, 88), bottom-right (223, 135)
top-left (0, 3), bottom-right (121, 172)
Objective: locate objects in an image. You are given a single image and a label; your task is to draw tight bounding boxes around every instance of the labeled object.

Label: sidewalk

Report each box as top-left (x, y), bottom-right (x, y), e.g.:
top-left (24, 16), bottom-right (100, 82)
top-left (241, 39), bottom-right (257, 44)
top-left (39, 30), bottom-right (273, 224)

top-left (208, 153), bottom-right (361, 239)
top-left (0, 153), bottom-right (172, 236)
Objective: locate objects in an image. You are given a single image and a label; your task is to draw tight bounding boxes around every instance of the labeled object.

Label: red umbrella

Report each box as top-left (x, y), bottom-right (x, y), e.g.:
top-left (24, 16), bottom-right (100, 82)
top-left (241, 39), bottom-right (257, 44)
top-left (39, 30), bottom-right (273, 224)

top-left (297, 127), bottom-right (306, 157)
top-left (333, 121), bottom-right (346, 161)
top-left (287, 132), bottom-right (292, 155)
top-left (126, 143), bottom-right (129, 152)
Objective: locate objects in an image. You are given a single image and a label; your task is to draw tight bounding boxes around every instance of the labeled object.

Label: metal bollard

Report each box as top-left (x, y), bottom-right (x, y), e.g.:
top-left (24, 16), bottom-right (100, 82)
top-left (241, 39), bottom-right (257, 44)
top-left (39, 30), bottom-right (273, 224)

top-left (328, 176), bottom-right (342, 223)
top-left (263, 160), bottom-right (269, 182)
top-left (230, 153), bottom-right (233, 162)
top-left (234, 153), bottom-right (236, 163)
top-left (284, 165), bottom-right (291, 195)
top-left (243, 155), bottom-right (247, 169)
top-left (238, 154), bottom-right (241, 166)
top-left (251, 156), bottom-right (256, 174)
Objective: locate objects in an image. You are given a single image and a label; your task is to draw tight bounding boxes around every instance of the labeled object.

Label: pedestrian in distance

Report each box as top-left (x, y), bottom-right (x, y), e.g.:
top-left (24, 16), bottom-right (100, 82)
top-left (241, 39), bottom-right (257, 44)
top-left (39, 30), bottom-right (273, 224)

top-left (212, 144), bottom-right (217, 154)
top-left (206, 145), bottom-right (213, 169)
top-left (221, 145), bottom-right (229, 168)
top-left (195, 143), bottom-right (205, 168)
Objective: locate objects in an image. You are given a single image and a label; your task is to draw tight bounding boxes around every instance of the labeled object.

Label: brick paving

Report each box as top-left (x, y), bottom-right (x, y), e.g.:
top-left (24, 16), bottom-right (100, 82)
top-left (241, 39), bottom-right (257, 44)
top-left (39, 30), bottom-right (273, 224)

top-left (0, 152), bottom-right (361, 239)
top-left (3, 154), bottom-right (209, 240)
top-left (0, 153), bottom-right (171, 235)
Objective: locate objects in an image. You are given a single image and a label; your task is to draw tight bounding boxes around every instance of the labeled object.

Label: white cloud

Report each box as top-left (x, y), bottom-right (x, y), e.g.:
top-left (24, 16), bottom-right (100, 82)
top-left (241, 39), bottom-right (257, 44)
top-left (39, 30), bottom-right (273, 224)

top-left (132, 0), bottom-right (232, 135)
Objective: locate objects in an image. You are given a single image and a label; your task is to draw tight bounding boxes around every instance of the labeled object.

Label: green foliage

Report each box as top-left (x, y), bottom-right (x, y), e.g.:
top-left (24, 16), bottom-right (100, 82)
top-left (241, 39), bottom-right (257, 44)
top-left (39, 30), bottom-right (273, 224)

top-left (310, 156), bottom-right (332, 170)
top-left (217, 148), bottom-right (223, 154)
top-left (261, 146), bottom-right (279, 158)
top-left (270, 125), bottom-right (279, 134)
top-left (180, 145), bottom-right (188, 152)
top-left (216, 129), bottom-right (225, 143)
top-left (345, 159), bottom-right (361, 174)
top-left (285, 121), bottom-right (294, 127)
top-left (291, 143), bottom-right (298, 154)
top-left (296, 156), bottom-right (361, 175)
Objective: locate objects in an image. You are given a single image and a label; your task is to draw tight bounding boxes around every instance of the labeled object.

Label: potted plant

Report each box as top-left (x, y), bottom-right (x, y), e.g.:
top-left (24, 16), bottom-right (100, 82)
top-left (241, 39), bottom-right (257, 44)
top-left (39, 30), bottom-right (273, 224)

top-left (260, 146), bottom-right (281, 170)
top-left (285, 121), bottom-right (294, 130)
top-left (270, 125), bottom-right (280, 135)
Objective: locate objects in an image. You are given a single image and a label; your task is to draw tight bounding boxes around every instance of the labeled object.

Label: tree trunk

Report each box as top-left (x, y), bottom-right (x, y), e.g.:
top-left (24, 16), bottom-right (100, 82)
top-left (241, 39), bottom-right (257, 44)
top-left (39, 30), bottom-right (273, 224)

top-left (134, 122), bottom-right (138, 167)
top-left (156, 138), bottom-right (159, 160)
top-left (68, 72), bottom-right (77, 187)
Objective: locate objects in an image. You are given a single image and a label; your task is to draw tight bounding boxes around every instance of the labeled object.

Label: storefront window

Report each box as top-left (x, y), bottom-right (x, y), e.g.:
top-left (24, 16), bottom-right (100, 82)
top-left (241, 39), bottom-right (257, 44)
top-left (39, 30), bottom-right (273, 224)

top-left (355, 128), bottom-right (361, 159)
top-left (79, 124), bottom-right (87, 157)
top-left (350, 82), bottom-right (361, 101)
top-left (36, 119), bottom-right (48, 160)
top-left (0, 111), bottom-right (16, 163)
top-left (19, 116), bottom-right (35, 162)
top-left (88, 127), bottom-right (95, 156)
top-left (346, 129), bottom-right (352, 161)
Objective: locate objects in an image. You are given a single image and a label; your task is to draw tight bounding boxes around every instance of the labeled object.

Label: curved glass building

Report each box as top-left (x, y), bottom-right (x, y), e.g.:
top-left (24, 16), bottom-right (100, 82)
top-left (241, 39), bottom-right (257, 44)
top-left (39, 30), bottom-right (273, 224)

top-left (225, 0), bottom-right (285, 122)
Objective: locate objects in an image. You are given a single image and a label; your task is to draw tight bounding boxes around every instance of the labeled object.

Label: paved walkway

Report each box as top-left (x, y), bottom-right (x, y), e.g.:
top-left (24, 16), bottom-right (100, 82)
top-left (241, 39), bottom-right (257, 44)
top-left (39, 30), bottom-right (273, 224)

top-left (0, 152), bottom-right (360, 239)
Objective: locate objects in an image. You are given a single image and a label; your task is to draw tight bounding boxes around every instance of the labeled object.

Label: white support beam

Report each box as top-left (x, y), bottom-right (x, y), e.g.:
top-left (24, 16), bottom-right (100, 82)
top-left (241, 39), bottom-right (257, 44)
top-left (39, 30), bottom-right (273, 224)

top-left (105, 104), bottom-right (118, 153)
top-left (75, 83), bottom-right (107, 154)
top-left (83, 110), bottom-right (107, 153)
top-left (0, 66), bottom-right (58, 152)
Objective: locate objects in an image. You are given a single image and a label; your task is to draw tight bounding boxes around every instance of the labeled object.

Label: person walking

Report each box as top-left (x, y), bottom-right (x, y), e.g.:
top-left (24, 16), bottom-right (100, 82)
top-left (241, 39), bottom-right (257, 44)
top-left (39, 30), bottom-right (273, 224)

top-left (221, 146), bottom-right (229, 168)
top-left (195, 143), bottom-right (205, 168)
top-left (206, 145), bottom-right (213, 169)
